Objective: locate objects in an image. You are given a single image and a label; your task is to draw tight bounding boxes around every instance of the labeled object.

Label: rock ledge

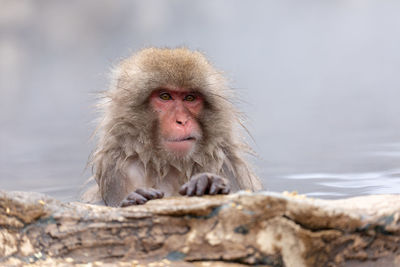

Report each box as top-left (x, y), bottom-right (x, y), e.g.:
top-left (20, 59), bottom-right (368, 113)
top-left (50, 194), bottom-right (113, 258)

top-left (0, 190), bottom-right (399, 266)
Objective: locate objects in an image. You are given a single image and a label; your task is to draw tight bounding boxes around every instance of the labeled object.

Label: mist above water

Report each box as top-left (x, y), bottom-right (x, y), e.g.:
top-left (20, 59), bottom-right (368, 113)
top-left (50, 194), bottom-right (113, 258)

top-left (1, 0), bottom-right (399, 201)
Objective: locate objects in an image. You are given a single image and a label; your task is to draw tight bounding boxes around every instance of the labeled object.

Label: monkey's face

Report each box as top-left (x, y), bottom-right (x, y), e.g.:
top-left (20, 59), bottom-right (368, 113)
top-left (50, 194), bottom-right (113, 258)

top-left (150, 88), bottom-right (203, 157)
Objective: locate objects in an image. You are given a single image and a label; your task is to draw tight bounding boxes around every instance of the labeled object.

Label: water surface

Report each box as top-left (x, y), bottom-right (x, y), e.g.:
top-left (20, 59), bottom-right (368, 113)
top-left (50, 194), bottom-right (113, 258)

top-left (1, 1), bottom-right (399, 201)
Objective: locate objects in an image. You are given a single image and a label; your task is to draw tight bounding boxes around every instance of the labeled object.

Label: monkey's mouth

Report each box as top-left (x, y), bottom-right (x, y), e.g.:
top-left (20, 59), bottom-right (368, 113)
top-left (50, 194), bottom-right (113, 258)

top-left (163, 136), bottom-right (197, 155)
top-left (167, 136), bottom-right (196, 142)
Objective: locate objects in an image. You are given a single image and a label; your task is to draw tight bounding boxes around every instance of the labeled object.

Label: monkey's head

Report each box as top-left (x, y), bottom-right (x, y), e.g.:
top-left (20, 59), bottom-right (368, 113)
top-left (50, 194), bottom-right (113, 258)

top-left (102, 48), bottom-right (239, 174)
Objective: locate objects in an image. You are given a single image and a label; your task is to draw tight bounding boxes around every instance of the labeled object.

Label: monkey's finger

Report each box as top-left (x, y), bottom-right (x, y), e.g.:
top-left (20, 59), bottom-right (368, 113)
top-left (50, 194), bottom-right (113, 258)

top-left (120, 199), bottom-right (140, 207)
top-left (126, 192), bottom-right (147, 204)
top-left (120, 197), bottom-right (147, 207)
top-left (220, 186), bottom-right (230, 195)
top-left (209, 180), bottom-right (222, 195)
top-left (149, 188), bottom-right (164, 199)
top-left (195, 175), bottom-right (209, 196)
top-left (135, 188), bottom-right (157, 200)
top-left (179, 183), bottom-right (188, 195)
top-left (186, 180), bottom-right (197, 196)
top-left (119, 199), bottom-right (130, 208)
top-left (120, 200), bottom-right (133, 207)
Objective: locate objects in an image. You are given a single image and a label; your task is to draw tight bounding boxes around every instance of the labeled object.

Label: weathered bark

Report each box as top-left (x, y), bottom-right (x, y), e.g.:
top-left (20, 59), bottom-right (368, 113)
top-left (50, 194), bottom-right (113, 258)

top-left (0, 190), bottom-right (399, 266)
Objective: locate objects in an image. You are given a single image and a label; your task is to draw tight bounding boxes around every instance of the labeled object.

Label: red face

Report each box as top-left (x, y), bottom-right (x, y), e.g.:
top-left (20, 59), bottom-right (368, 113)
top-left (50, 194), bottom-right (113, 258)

top-left (150, 88), bottom-right (204, 156)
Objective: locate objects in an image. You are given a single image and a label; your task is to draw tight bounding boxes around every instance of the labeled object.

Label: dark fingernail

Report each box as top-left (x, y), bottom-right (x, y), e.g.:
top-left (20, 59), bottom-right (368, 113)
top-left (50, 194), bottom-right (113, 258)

top-left (209, 183), bottom-right (218, 194)
top-left (221, 188), bottom-right (230, 194)
top-left (187, 187), bottom-right (195, 196)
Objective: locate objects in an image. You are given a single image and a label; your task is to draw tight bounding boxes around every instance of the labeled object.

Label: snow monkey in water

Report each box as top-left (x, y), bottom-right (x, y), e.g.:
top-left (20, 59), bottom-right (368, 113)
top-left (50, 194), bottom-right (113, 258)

top-left (83, 47), bottom-right (262, 207)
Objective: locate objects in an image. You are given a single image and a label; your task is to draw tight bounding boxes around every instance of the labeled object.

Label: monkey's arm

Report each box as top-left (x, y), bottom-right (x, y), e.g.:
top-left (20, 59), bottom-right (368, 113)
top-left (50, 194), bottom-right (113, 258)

top-left (99, 168), bottom-right (131, 207)
top-left (179, 173), bottom-right (230, 196)
top-left (100, 171), bottom-right (164, 207)
top-left (97, 156), bottom-right (164, 207)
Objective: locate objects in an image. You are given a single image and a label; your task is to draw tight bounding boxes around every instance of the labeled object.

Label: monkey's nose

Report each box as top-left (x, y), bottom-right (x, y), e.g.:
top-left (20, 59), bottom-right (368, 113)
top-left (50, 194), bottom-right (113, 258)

top-left (176, 119), bottom-right (187, 126)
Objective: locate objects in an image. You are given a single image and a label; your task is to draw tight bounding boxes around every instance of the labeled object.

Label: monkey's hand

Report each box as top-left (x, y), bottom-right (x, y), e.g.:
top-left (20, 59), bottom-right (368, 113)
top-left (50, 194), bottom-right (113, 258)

top-left (120, 188), bottom-right (164, 207)
top-left (179, 173), bottom-right (230, 196)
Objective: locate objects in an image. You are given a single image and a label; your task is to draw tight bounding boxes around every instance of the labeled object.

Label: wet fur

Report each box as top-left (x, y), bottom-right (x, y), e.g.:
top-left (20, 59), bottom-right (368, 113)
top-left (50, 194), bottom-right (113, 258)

top-left (87, 47), bottom-right (262, 205)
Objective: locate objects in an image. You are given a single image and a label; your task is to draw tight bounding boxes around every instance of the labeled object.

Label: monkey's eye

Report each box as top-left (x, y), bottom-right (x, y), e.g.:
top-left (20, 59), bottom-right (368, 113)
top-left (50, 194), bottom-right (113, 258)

top-left (159, 92), bottom-right (172, 100)
top-left (184, 94), bottom-right (196, 102)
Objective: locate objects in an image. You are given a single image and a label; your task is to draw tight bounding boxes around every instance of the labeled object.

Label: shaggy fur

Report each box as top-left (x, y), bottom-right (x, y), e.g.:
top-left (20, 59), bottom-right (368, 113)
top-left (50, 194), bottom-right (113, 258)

top-left (89, 47), bottom-right (262, 205)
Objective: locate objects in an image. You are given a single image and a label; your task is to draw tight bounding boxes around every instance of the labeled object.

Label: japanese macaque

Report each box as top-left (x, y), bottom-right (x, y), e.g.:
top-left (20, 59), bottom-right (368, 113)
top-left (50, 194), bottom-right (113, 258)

top-left (83, 47), bottom-right (262, 207)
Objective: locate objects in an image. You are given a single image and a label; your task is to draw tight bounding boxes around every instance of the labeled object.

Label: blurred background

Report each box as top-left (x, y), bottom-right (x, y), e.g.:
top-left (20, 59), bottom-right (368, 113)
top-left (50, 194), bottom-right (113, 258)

top-left (1, 0), bottom-right (399, 202)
